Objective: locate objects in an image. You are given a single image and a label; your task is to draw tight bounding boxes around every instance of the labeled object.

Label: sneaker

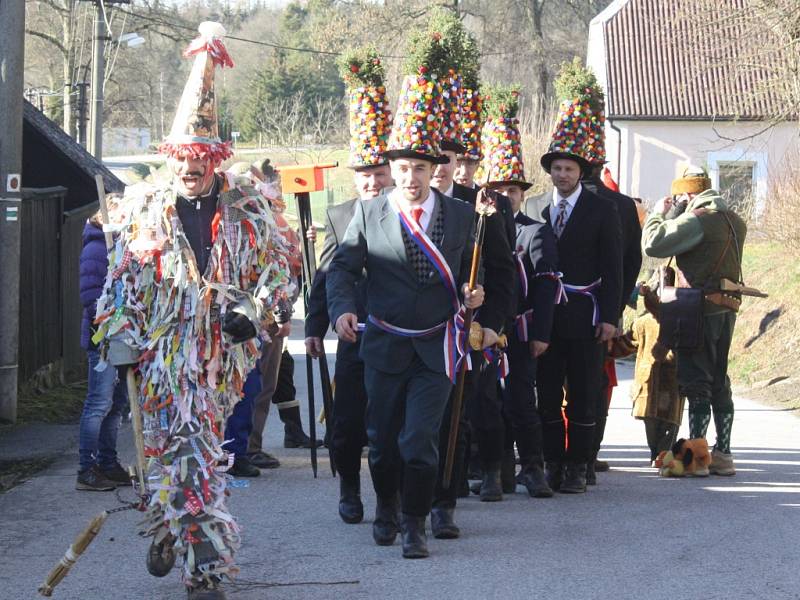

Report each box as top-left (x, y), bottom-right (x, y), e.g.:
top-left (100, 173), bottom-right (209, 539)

top-left (76, 465), bottom-right (116, 491)
top-left (99, 462), bottom-right (132, 486)
top-left (690, 465), bottom-right (710, 477)
top-left (247, 451), bottom-right (280, 469)
top-left (709, 449), bottom-right (736, 476)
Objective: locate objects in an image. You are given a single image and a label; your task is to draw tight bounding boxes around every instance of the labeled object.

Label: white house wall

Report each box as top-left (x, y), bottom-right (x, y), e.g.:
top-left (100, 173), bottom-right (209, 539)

top-left (606, 120), bottom-right (798, 214)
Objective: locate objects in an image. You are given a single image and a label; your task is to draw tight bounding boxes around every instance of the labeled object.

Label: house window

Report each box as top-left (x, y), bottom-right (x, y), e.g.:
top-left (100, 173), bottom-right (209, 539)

top-left (718, 161), bottom-right (755, 216)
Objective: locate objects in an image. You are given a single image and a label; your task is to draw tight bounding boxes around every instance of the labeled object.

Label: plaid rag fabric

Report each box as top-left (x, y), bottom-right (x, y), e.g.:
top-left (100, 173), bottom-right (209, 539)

top-left (401, 207), bottom-right (444, 283)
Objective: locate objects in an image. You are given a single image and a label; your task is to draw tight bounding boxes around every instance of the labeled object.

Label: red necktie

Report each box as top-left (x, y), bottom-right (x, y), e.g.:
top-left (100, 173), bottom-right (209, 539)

top-left (411, 206), bottom-right (424, 227)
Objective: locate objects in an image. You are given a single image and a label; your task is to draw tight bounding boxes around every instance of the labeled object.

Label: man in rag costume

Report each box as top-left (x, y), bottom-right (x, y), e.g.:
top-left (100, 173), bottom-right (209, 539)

top-left (93, 22), bottom-right (297, 599)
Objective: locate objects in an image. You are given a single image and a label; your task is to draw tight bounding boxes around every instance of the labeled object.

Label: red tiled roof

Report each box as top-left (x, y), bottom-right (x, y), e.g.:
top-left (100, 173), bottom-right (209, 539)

top-left (603, 0), bottom-right (786, 119)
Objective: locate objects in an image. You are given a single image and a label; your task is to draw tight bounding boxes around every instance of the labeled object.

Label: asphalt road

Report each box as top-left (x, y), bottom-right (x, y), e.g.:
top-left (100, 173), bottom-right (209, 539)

top-left (3, 327), bottom-right (800, 600)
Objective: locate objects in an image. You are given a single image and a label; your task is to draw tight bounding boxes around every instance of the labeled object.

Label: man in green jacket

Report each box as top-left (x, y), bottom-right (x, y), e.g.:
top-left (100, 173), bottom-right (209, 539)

top-left (642, 168), bottom-right (747, 476)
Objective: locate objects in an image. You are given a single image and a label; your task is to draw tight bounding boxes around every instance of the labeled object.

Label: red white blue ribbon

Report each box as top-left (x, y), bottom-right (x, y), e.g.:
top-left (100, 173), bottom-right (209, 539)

top-left (562, 278), bottom-right (602, 326)
top-left (536, 271), bottom-right (566, 304)
top-left (515, 252), bottom-right (528, 300)
top-left (482, 346), bottom-right (510, 380)
top-left (367, 315), bottom-right (446, 337)
top-left (514, 309), bottom-right (533, 342)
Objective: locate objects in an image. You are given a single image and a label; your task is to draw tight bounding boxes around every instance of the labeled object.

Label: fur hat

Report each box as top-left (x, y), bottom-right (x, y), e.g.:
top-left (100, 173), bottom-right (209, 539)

top-left (671, 166), bottom-right (711, 195)
top-left (338, 47), bottom-right (392, 169)
top-left (159, 22), bottom-right (234, 163)
top-left (481, 84), bottom-right (531, 191)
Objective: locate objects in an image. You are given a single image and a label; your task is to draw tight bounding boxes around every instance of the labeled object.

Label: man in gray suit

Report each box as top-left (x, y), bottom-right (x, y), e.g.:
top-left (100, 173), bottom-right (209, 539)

top-left (524, 189), bottom-right (551, 223)
top-left (327, 151), bottom-right (489, 559)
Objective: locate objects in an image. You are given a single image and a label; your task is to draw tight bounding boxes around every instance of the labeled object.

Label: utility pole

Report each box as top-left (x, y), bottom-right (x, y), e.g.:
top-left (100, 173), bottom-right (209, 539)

top-left (0, 0), bottom-right (26, 423)
top-left (76, 81), bottom-right (89, 147)
top-left (88, 0), bottom-right (107, 160)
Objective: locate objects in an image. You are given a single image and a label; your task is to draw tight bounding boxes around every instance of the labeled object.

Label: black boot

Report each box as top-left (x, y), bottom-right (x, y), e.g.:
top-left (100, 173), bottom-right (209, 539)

top-left (501, 451), bottom-right (517, 494)
top-left (519, 464), bottom-right (553, 498)
top-left (146, 533), bottom-right (176, 577)
top-left (338, 475), bottom-right (364, 524)
top-left (479, 463), bottom-right (503, 502)
top-left (401, 514), bottom-right (429, 559)
top-left (560, 462), bottom-right (587, 494)
top-left (545, 462), bottom-right (564, 492)
top-left (430, 507), bottom-right (460, 539)
top-left (373, 494), bottom-right (400, 546)
top-left (585, 460), bottom-right (597, 486)
top-left (283, 420), bottom-right (323, 449)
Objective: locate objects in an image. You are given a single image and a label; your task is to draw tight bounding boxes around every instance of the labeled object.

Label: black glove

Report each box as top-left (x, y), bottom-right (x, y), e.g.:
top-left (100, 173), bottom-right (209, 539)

top-left (222, 311), bottom-right (257, 344)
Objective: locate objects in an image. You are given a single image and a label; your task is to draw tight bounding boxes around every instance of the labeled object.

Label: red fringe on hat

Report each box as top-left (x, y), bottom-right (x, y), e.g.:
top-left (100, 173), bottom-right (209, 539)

top-left (183, 35), bottom-right (234, 69)
top-left (157, 141), bottom-right (233, 163)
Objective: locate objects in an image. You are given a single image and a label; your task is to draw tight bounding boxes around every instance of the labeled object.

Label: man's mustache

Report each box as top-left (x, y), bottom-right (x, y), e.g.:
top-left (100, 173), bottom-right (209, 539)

top-left (181, 170), bottom-right (204, 178)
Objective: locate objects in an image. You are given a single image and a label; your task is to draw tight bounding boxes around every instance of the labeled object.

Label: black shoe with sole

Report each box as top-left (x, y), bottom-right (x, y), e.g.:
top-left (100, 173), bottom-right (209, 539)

top-left (545, 462), bottom-right (564, 492)
top-left (229, 456), bottom-right (260, 478)
top-left (99, 462), bottom-right (132, 486)
top-left (430, 507), bottom-right (460, 539)
top-left (519, 464), bottom-right (554, 498)
top-left (284, 423), bottom-right (324, 449)
top-left (248, 451), bottom-right (280, 469)
top-left (146, 533), bottom-right (176, 577)
top-left (76, 465), bottom-right (116, 491)
top-left (401, 514), bottom-right (429, 559)
top-left (373, 494), bottom-right (400, 546)
top-left (559, 463), bottom-right (587, 494)
top-left (479, 465), bottom-right (503, 502)
top-left (338, 476), bottom-right (364, 524)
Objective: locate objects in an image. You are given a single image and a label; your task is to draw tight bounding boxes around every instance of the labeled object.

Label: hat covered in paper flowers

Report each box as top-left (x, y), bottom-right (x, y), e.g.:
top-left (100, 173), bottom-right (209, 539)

top-left (541, 57), bottom-right (606, 173)
top-left (337, 46), bottom-right (392, 169)
top-left (383, 23), bottom-right (450, 165)
top-left (481, 84), bottom-right (531, 191)
top-left (460, 63), bottom-right (483, 161)
top-left (159, 21), bottom-right (234, 163)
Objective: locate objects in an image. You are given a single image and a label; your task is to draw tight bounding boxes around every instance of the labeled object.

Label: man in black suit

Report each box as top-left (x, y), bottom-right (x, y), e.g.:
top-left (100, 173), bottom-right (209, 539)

top-left (582, 164), bottom-right (642, 483)
top-left (536, 151), bottom-right (622, 494)
top-left (305, 162), bottom-right (393, 525)
top-left (328, 150), bottom-right (498, 559)
top-left (492, 181), bottom-right (559, 499)
top-left (429, 142), bottom-right (517, 536)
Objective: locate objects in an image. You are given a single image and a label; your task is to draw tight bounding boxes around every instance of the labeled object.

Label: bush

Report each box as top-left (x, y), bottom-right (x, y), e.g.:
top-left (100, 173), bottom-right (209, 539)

top-left (761, 148), bottom-right (800, 255)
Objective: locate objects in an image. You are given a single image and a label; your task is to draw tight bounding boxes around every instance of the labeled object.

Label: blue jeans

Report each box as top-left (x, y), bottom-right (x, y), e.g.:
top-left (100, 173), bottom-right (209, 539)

top-left (78, 350), bottom-right (128, 472)
top-left (224, 362), bottom-right (261, 458)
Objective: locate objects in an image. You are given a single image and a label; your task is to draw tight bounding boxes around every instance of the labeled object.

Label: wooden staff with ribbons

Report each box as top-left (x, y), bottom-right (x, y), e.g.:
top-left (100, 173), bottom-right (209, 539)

top-left (442, 192), bottom-right (493, 489)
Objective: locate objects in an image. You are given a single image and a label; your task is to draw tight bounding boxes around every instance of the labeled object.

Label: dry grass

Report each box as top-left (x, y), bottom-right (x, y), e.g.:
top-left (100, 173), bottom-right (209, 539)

top-left (760, 148), bottom-right (800, 255)
top-left (519, 96), bottom-right (559, 195)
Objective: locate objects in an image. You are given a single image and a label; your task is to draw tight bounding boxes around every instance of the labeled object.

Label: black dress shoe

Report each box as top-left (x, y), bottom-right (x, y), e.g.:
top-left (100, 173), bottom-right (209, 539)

top-left (479, 465), bottom-right (503, 502)
top-left (373, 495), bottom-right (400, 546)
top-left (401, 514), bottom-right (429, 558)
top-left (430, 507), bottom-right (460, 539)
top-left (338, 476), bottom-right (364, 524)
top-left (229, 456), bottom-right (260, 478)
top-left (501, 453), bottom-right (517, 494)
top-left (519, 464), bottom-right (554, 498)
top-left (545, 462), bottom-right (564, 492)
top-left (560, 463), bottom-right (587, 494)
top-left (284, 423), bottom-right (324, 449)
top-left (146, 533), bottom-right (176, 577)
top-left (586, 460), bottom-right (597, 486)
top-left (248, 451), bottom-right (280, 469)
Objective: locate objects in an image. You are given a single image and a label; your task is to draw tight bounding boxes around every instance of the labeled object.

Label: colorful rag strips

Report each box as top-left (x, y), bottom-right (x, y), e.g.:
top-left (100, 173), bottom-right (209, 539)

top-left (460, 88), bottom-right (483, 160)
top-left (348, 85), bottom-right (392, 167)
top-left (93, 173), bottom-right (298, 585)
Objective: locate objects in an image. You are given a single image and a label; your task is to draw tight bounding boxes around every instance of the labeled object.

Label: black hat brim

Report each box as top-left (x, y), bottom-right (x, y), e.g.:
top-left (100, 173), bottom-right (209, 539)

top-left (440, 139), bottom-right (467, 155)
top-left (485, 179), bottom-right (533, 192)
top-left (540, 151), bottom-right (590, 174)
top-left (349, 161), bottom-right (389, 171)
top-left (383, 148), bottom-right (449, 165)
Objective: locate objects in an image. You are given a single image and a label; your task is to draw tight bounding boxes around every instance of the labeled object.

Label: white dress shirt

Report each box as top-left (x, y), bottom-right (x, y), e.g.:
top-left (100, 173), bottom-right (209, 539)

top-left (549, 183), bottom-right (582, 226)
top-left (391, 188), bottom-right (436, 231)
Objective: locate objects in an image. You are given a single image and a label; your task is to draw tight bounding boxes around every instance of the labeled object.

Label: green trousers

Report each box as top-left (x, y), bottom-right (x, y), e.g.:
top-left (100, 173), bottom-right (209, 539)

top-left (676, 310), bottom-right (736, 453)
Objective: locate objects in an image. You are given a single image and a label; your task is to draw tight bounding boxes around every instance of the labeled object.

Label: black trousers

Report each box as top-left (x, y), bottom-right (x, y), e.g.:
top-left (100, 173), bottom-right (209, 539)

top-left (364, 357), bottom-right (452, 517)
top-left (536, 335), bottom-right (603, 463)
top-left (590, 345), bottom-right (610, 462)
top-left (501, 328), bottom-right (544, 467)
top-left (330, 338), bottom-right (368, 481)
top-left (467, 354), bottom-right (505, 465)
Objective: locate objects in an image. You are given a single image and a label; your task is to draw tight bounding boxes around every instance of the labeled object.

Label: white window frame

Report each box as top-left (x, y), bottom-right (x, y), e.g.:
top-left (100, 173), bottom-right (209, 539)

top-left (707, 150), bottom-right (767, 217)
